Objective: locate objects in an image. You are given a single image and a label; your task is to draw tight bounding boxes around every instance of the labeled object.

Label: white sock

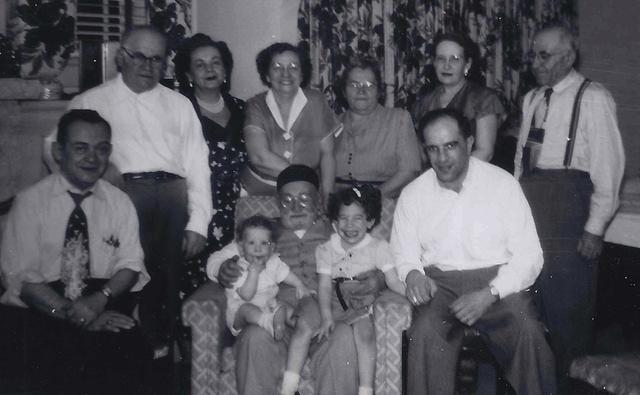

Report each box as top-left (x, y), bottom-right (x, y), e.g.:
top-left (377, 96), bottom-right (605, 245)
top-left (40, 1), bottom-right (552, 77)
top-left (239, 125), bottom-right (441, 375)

top-left (280, 371), bottom-right (300, 395)
top-left (358, 386), bottom-right (373, 395)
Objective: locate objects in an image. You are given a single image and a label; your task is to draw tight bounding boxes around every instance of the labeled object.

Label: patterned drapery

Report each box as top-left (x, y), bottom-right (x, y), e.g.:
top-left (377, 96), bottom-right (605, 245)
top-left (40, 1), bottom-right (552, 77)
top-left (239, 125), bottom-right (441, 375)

top-left (298, 0), bottom-right (576, 113)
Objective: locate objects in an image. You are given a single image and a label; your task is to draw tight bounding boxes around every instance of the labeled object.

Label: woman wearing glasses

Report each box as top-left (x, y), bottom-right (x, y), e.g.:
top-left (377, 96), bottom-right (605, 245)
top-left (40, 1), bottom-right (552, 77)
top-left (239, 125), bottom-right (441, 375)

top-left (241, 42), bottom-right (340, 202)
top-left (335, 57), bottom-right (422, 198)
top-left (413, 32), bottom-right (505, 162)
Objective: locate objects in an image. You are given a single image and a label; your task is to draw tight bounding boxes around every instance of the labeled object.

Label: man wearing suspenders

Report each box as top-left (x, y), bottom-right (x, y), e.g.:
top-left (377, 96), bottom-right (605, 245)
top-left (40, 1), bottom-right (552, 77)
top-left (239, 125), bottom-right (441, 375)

top-left (515, 24), bottom-right (625, 393)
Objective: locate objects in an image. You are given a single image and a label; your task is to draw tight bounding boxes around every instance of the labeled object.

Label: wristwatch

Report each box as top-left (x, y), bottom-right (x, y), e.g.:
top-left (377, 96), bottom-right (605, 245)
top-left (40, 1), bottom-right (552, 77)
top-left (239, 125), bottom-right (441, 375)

top-left (101, 285), bottom-right (114, 300)
top-left (489, 285), bottom-right (500, 300)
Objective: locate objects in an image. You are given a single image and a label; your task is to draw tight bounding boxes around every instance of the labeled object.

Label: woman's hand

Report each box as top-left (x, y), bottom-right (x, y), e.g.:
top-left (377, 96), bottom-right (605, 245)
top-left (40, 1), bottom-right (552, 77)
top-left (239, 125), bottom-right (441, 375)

top-left (87, 311), bottom-right (136, 332)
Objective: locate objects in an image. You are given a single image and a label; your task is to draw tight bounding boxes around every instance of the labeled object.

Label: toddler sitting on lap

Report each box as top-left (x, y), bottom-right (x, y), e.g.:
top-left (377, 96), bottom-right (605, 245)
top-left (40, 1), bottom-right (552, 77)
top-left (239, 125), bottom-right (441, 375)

top-left (316, 186), bottom-right (405, 395)
top-left (215, 215), bottom-right (310, 339)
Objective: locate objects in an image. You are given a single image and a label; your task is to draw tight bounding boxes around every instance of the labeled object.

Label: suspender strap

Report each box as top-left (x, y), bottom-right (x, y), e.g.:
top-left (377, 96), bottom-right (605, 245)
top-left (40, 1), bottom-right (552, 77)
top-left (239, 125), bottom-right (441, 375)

top-left (563, 78), bottom-right (591, 167)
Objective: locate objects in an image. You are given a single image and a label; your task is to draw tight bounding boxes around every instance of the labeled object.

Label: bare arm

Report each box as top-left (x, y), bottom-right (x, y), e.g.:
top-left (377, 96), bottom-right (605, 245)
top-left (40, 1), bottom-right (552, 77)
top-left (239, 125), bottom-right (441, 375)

top-left (471, 114), bottom-right (498, 162)
top-left (319, 135), bottom-right (336, 202)
top-left (317, 273), bottom-right (334, 339)
top-left (282, 272), bottom-right (311, 298)
top-left (244, 127), bottom-right (290, 177)
top-left (20, 282), bottom-right (71, 320)
top-left (384, 269), bottom-right (406, 296)
top-left (236, 264), bottom-right (262, 301)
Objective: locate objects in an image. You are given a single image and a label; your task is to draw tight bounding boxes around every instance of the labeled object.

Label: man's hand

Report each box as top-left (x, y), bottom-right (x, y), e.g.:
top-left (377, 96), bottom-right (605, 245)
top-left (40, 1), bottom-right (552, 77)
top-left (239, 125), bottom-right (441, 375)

top-left (87, 311), bottom-right (136, 332)
top-left (183, 230), bottom-right (207, 259)
top-left (449, 288), bottom-right (497, 326)
top-left (577, 230), bottom-right (604, 260)
top-left (66, 292), bottom-right (108, 327)
top-left (218, 255), bottom-right (243, 288)
top-left (405, 270), bottom-right (437, 306)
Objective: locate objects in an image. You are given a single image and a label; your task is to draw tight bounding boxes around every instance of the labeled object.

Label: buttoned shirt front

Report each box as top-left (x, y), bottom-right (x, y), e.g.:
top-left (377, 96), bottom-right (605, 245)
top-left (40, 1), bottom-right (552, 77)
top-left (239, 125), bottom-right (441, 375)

top-left (45, 74), bottom-right (213, 236)
top-left (316, 233), bottom-right (394, 278)
top-left (391, 158), bottom-right (543, 298)
top-left (515, 69), bottom-right (625, 235)
top-left (1, 174), bottom-right (149, 307)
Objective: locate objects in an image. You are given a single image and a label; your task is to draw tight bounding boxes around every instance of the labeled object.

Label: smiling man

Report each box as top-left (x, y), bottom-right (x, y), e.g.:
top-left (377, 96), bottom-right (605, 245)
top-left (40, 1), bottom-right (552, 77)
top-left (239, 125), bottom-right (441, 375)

top-left (392, 108), bottom-right (556, 395)
top-left (514, 24), bottom-right (625, 392)
top-left (43, 26), bottom-right (212, 389)
top-left (1, 110), bottom-right (150, 394)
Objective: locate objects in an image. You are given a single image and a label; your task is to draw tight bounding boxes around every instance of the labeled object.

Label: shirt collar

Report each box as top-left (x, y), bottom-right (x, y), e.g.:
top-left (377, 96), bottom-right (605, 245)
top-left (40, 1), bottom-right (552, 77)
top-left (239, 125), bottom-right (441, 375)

top-left (51, 173), bottom-right (106, 201)
top-left (266, 88), bottom-right (308, 133)
top-left (114, 73), bottom-right (162, 101)
top-left (328, 232), bottom-right (373, 253)
top-left (432, 156), bottom-right (478, 195)
top-left (551, 68), bottom-right (580, 94)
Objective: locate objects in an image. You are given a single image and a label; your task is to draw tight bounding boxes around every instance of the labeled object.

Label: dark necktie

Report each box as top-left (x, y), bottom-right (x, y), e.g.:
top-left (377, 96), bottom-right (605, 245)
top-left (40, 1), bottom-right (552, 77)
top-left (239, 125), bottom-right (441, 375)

top-left (61, 191), bottom-right (92, 300)
top-left (522, 87), bottom-right (553, 176)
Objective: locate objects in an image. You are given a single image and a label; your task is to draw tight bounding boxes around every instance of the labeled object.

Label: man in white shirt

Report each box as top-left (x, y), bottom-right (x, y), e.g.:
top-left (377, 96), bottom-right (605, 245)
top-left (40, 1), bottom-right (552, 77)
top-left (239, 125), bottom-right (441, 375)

top-left (514, 25), bottom-right (625, 391)
top-left (43, 26), bottom-right (212, 375)
top-left (392, 108), bottom-right (555, 395)
top-left (1, 109), bottom-right (150, 394)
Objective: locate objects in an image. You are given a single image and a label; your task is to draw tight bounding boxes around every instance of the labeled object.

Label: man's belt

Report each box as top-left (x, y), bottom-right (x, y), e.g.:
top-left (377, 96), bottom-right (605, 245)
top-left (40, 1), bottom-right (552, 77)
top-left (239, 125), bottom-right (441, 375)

top-left (335, 177), bottom-right (384, 187)
top-left (122, 171), bottom-right (183, 182)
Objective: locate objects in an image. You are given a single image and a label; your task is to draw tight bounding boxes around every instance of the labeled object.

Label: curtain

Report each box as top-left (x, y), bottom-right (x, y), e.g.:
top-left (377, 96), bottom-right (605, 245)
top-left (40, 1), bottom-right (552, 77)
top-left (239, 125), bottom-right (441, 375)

top-left (298, 0), bottom-right (576, 113)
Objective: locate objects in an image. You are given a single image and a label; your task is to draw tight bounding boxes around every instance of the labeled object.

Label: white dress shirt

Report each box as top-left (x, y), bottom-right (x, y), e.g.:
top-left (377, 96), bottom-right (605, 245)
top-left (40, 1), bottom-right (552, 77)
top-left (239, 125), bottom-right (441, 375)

top-left (1, 174), bottom-right (149, 307)
top-left (515, 69), bottom-right (626, 236)
top-left (45, 74), bottom-right (213, 236)
top-left (391, 158), bottom-right (543, 298)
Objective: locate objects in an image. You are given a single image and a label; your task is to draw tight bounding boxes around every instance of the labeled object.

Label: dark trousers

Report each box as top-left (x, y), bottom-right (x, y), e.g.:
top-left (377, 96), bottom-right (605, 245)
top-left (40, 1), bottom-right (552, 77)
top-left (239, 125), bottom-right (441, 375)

top-left (0, 286), bottom-right (149, 395)
top-left (123, 177), bottom-right (188, 351)
top-left (520, 169), bottom-right (597, 393)
top-left (407, 266), bottom-right (556, 395)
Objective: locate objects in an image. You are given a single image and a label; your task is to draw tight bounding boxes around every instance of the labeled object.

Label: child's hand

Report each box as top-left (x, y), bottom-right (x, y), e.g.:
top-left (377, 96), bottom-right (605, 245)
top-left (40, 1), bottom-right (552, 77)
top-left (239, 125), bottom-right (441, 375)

top-left (316, 317), bottom-right (334, 340)
top-left (246, 256), bottom-right (266, 272)
top-left (296, 285), bottom-right (311, 299)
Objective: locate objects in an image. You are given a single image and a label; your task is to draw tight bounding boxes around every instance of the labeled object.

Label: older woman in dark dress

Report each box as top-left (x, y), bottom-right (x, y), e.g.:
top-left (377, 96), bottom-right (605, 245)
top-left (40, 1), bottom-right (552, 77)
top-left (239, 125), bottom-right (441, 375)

top-left (413, 32), bottom-right (505, 162)
top-left (175, 34), bottom-right (247, 297)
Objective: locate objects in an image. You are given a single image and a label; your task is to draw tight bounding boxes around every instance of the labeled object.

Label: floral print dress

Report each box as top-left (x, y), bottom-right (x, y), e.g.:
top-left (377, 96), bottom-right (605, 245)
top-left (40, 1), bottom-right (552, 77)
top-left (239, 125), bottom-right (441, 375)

top-left (180, 94), bottom-right (247, 299)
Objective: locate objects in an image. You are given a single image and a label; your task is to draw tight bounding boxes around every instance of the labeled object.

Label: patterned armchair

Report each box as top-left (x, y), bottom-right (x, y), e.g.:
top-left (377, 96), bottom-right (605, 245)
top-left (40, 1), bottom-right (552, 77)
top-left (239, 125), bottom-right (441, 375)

top-left (182, 196), bottom-right (412, 395)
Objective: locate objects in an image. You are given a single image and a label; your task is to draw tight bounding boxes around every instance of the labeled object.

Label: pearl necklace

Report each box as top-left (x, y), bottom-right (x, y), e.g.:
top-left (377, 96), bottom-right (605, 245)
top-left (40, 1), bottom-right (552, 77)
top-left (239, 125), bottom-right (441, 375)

top-left (196, 94), bottom-right (225, 114)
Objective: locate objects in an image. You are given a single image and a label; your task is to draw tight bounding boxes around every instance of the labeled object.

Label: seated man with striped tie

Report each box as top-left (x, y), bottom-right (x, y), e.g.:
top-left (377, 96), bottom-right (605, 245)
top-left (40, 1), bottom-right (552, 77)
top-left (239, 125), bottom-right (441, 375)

top-left (0, 109), bottom-right (150, 395)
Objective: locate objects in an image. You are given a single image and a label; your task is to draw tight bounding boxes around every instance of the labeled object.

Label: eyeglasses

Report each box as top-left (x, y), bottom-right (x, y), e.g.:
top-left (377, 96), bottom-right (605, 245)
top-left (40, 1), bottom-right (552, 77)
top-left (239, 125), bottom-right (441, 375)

top-left (347, 80), bottom-right (377, 91)
top-left (280, 193), bottom-right (314, 209)
top-left (121, 47), bottom-right (165, 67)
top-left (271, 61), bottom-right (301, 73)
top-left (527, 50), bottom-right (566, 63)
top-left (434, 54), bottom-right (465, 66)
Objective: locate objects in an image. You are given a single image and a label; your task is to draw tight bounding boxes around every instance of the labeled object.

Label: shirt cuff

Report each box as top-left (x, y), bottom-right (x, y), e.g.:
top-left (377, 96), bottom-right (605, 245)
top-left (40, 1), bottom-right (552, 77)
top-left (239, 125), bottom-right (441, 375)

top-left (584, 216), bottom-right (607, 237)
top-left (186, 215), bottom-right (209, 238)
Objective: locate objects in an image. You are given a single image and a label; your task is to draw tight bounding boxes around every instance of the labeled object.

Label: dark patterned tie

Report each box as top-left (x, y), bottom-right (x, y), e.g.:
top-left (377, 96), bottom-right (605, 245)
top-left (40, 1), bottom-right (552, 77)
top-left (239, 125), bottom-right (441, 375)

top-left (61, 191), bottom-right (92, 299)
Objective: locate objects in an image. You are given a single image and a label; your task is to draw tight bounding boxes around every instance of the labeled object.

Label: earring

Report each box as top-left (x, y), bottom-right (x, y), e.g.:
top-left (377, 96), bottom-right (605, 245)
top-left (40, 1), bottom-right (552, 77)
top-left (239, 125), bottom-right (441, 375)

top-left (188, 80), bottom-right (193, 88)
top-left (464, 69), bottom-right (469, 77)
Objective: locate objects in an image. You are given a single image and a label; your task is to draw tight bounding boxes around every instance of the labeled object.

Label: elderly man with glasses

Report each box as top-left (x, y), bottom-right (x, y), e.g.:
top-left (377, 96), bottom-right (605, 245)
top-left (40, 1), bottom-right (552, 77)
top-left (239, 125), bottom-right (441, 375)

top-left (43, 25), bottom-right (212, 394)
top-left (515, 24), bottom-right (625, 393)
top-left (208, 165), bottom-right (385, 395)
